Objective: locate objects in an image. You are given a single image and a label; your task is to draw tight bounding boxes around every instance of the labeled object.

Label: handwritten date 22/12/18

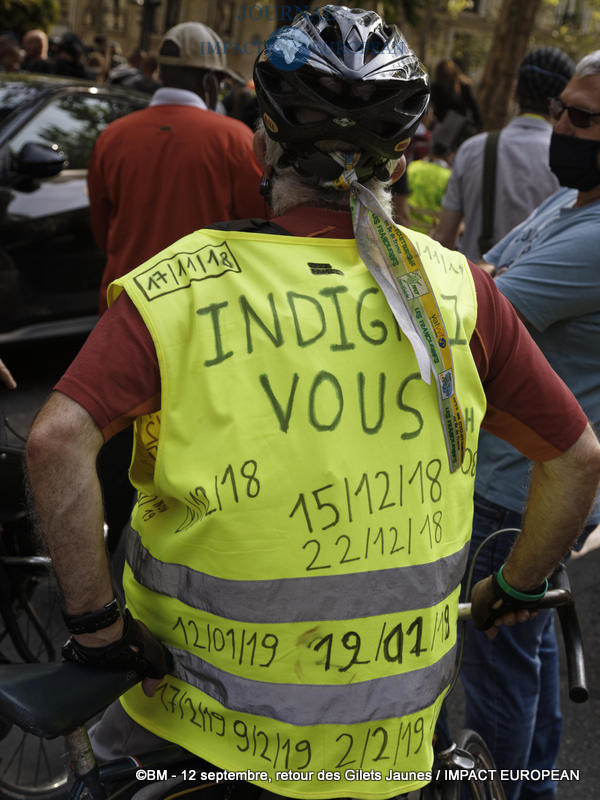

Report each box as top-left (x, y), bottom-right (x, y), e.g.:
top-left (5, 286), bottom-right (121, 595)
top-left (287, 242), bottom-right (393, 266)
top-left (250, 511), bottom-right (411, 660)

top-left (302, 510), bottom-right (443, 572)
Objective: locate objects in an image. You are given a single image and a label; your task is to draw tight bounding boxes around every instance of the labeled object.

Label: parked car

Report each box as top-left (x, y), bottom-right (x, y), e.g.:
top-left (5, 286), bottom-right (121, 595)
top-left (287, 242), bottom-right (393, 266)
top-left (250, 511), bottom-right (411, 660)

top-left (0, 73), bottom-right (148, 343)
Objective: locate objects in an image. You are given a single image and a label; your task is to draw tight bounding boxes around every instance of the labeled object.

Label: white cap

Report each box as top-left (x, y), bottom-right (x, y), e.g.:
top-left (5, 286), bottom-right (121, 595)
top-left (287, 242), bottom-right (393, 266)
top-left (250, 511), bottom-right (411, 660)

top-left (157, 22), bottom-right (238, 79)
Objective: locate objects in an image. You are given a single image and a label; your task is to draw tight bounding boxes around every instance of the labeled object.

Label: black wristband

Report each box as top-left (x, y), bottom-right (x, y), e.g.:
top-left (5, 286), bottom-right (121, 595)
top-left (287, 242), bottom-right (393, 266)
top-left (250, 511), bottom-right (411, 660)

top-left (62, 610), bottom-right (174, 679)
top-left (63, 598), bottom-right (121, 635)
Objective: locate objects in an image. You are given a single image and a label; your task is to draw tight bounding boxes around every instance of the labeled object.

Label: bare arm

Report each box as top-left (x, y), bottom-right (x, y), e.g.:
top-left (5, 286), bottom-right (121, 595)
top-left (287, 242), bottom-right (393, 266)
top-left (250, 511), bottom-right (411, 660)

top-left (0, 358), bottom-right (16, 389)
top-left (431, 207), bottom-right (462, 249)
top-left (26, 391), bottom-right (122, 645)
top-left (477, 260), bottom-right (496, 277)
top-left (472, 423), bottom-right (600, 633)
top-left (503, 422), bottom-right (600, 588)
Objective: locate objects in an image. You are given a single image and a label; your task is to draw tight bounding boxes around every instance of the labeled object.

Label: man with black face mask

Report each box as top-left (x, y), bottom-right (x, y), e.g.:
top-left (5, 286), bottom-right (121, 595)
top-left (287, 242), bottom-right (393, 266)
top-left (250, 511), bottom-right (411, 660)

top-left (463, 50), bottom-right (600, 800)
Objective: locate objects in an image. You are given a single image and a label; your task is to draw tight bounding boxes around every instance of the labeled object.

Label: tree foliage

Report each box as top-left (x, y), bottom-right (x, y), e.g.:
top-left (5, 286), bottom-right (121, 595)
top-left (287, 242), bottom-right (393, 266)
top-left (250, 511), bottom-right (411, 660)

top-left (0, 0), bottom-right (60, 38)
top-left (533, 0), bottom-right (600, 60)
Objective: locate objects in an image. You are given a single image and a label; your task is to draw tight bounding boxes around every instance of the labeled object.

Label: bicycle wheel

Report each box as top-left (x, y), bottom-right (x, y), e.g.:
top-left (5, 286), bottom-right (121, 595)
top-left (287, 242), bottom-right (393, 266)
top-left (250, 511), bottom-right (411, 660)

top-left (0, 564), bottom-right (69, 800)
top-left (453, 729), bottom-right (506, 800)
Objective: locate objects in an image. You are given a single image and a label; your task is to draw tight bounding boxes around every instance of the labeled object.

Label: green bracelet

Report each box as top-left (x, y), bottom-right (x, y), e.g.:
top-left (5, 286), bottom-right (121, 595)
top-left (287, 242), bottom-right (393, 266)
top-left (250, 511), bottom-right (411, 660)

top-left (497, 564), bottom-right (548, 602)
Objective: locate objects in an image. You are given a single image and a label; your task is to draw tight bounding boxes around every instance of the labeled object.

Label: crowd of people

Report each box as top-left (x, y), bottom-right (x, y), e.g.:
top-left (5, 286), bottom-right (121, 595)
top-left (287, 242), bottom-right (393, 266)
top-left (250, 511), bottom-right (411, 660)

top-left (0, 27), bottom-right (162, 92)
top-left (2, 6), bottom-right (600, 800)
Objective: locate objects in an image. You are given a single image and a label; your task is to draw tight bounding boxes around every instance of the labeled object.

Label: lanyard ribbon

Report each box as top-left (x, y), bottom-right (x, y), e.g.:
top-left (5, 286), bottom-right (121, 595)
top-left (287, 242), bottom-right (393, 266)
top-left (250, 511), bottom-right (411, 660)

top-left (327, 153), bottom-right (466, 472)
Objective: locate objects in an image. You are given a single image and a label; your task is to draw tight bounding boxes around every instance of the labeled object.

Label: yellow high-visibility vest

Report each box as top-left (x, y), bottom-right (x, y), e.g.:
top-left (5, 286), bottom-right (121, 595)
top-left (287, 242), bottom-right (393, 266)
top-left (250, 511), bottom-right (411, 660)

top-left (109, 224), bottom-right (486, 799)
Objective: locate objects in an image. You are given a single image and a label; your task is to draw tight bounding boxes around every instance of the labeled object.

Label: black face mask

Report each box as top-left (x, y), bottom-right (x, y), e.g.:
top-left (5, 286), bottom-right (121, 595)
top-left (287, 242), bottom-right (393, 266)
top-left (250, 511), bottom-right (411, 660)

top-left (549, 132), bottom-right (600, 191)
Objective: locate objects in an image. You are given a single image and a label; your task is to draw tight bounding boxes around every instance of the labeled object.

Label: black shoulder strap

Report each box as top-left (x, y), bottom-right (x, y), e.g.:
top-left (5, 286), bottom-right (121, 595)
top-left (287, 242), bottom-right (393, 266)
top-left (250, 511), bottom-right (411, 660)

top-left (207, 218), bottom-right (292, 236)
top-left (478, 129), bottom-right (501, 257)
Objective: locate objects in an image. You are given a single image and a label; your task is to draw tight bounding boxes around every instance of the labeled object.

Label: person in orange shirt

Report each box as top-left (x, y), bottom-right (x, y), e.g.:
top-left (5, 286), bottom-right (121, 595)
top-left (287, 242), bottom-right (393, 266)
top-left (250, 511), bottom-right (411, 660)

top-left (88, 22), bottom-right (264, 554)
top-left (88, 21), bottom-right (264, 316)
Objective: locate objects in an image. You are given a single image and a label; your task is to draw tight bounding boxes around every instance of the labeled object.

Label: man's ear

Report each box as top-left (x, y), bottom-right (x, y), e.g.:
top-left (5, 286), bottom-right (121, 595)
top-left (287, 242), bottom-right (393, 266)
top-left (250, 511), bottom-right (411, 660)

top-left (390, 155), bottom-right (407, 183)
top-left (253, 129), bottom-right (268, 171)
top-left (202, 72), bottom-right (219, 110)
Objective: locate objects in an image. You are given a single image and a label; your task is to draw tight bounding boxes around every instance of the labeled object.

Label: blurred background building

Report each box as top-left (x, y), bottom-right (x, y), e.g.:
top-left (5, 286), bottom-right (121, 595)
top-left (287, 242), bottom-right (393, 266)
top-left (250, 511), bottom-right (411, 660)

top-left (3, 0), bottom-right (600, 127)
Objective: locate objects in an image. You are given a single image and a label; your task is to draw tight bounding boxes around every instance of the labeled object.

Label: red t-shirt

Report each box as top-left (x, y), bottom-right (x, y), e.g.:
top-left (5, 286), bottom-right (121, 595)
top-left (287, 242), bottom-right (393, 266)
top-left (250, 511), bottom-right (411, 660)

top-left (57, 207), bottom-right (587, 461)
top-left (88, 103), bottom-right (265, 314)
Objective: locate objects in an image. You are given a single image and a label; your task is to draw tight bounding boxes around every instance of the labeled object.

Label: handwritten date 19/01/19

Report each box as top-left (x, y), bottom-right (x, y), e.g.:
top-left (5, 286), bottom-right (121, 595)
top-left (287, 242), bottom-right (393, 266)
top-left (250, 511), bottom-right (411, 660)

top-left (310, 605), bottom-right (451, 673)
top-left (289, 460), bottom-right (443, 535)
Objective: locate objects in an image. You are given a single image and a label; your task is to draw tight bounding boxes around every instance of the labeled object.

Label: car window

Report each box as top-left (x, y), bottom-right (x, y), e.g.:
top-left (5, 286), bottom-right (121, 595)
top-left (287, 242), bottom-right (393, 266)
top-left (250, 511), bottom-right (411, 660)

top-left (0, 83), bottom-right (44, 123)
top-left (8, 92), bottom-right (144, 169)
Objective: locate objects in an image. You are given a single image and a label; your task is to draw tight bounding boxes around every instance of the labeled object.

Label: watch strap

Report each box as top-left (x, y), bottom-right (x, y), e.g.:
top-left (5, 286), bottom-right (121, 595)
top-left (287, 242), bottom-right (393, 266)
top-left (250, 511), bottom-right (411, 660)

top-left (63, 598), bottom-right (121, 635)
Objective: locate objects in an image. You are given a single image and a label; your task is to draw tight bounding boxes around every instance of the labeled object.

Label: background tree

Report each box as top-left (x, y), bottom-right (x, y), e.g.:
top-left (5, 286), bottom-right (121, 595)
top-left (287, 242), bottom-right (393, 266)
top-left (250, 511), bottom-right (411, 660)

top-left (475, 0), bottom-right (543, 128)
top-left (0, 0), bottom-right (60, 38)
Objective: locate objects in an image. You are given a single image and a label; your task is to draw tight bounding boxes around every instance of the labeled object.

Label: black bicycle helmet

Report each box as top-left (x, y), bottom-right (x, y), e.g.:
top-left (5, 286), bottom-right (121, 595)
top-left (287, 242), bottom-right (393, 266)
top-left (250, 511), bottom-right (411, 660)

top-left (254, 5), bottom-right (430, 183)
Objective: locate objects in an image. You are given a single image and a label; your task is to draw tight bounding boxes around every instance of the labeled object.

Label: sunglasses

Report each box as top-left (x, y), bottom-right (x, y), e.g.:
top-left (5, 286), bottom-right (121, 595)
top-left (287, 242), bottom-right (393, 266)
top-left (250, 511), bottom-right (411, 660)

top-left (548, 96), bottom-right (600, 128)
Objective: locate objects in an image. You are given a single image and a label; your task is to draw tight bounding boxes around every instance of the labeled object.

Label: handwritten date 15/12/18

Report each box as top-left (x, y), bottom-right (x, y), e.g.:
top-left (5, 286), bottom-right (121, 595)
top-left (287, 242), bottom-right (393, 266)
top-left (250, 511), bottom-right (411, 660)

top-left (289, 460), bottom-right (443, 536)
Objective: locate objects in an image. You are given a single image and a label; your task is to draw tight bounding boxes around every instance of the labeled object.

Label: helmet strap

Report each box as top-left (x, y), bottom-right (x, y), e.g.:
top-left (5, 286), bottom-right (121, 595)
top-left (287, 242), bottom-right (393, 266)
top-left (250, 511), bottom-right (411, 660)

top-left (259, 172), bottom-right (273, 205)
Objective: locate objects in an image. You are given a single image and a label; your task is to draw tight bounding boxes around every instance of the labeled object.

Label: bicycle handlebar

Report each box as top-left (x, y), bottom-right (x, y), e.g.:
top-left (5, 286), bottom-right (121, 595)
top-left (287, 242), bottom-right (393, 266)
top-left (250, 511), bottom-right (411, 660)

top-left (458, 564), bottom-right (588, 703)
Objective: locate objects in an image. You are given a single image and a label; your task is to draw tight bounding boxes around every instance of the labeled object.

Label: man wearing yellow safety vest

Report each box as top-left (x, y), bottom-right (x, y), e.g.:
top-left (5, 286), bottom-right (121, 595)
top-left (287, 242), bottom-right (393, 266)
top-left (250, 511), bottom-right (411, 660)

top-left (26, 7), bottom-right (600, 800)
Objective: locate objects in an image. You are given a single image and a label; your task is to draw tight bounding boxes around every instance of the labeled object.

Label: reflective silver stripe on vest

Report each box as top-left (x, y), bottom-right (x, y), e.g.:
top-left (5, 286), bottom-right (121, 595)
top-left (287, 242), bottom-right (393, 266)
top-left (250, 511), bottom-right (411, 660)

top-left (126, 529), bottom-right (468, 623)
top-left (169, 643), bottom-right (455, 725)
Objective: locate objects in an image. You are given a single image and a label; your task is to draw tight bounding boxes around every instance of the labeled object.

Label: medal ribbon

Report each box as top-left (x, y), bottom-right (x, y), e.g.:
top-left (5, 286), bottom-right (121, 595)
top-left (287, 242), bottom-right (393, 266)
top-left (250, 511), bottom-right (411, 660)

top-left (325, 152), bottom-right (466, 471)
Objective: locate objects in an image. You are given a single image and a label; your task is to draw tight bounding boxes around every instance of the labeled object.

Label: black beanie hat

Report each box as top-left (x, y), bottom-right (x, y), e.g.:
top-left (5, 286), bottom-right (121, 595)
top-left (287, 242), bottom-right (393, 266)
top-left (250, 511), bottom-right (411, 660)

top-left (517, 47), bottom-right (575, 112)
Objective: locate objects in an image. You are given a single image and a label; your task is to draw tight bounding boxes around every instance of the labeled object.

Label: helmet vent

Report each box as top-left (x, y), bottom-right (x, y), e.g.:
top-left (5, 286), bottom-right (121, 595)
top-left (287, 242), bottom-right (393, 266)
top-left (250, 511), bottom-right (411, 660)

top-left (320, 24), bottom-right (343, 55)
top-left (345, 27), bottom-right (363, 53)
top-left (364, 32), bottom-right (386, 64)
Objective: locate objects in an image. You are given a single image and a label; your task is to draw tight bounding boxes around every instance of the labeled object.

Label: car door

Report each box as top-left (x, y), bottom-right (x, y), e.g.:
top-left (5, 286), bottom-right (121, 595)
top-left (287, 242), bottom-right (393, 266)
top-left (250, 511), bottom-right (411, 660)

top-left (0, 89), bottom-right (146, 340)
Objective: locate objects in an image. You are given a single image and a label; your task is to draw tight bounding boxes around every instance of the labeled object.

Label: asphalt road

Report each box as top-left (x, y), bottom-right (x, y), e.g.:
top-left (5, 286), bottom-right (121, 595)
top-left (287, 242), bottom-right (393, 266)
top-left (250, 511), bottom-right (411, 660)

top-left (1, 334), bottom-right (599, 798)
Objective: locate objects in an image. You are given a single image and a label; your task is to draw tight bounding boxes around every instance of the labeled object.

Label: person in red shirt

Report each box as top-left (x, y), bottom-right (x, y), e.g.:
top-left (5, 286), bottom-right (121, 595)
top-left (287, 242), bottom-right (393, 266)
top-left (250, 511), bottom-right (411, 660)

top-left (88, 21), bottom-right (265, 315)
top-left (88, 22), bottom-right (265, 551)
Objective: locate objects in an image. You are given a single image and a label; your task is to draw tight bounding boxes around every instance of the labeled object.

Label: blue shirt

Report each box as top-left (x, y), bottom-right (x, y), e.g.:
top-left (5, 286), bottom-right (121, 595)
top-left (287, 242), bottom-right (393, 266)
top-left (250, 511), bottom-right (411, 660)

top-left (442, 115), bottom-right (559, 261)
top-left (475, 187), bottom-right (600, 523)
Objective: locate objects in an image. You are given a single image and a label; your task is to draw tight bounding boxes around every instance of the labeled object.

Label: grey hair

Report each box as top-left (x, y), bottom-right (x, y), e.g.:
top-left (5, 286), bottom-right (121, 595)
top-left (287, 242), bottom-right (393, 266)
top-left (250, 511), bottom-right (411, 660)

top-left (575, 50), bottom-right (600, 78)
top-left (256, 119), bottom-right (399, 217)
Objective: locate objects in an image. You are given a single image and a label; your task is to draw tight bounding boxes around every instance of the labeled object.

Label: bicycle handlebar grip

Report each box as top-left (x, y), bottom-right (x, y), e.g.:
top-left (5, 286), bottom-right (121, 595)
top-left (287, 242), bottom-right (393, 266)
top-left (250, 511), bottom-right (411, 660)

top-left (548, 564), bottom-right (588, 703)
top-left (556, 601), bottom-right (589, 703)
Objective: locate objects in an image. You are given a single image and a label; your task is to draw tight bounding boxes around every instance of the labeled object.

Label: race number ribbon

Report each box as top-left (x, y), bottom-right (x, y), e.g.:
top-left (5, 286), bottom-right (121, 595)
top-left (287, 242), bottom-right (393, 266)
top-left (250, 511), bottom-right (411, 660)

top-left (326, 152), bottom-right (466, 472)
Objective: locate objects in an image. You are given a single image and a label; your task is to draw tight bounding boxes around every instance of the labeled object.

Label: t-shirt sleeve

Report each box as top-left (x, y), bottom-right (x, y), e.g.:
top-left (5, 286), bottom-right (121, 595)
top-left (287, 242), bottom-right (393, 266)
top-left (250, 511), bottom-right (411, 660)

top-left (470, 265), bottom-right (587, 460)
top-left (87, 141), bottom-right (111, 253)
top-left (441, 147), bottom-right (465, 212)
top-left (55, 293), bottom-right (160, 439)
top-left (495, 234), bottom-right (600, 331)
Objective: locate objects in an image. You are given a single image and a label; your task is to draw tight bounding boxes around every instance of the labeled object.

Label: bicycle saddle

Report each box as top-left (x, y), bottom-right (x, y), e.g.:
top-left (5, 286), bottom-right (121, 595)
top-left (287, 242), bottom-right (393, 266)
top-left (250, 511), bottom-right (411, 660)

top-left (0, 662), bottom-right (139, 738)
